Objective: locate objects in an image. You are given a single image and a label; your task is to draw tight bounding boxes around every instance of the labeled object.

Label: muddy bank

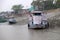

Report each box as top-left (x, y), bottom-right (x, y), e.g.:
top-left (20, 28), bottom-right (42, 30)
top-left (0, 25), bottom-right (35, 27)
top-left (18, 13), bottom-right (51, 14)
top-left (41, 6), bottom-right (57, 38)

top-left (48, 14), bottom-right (60, 28)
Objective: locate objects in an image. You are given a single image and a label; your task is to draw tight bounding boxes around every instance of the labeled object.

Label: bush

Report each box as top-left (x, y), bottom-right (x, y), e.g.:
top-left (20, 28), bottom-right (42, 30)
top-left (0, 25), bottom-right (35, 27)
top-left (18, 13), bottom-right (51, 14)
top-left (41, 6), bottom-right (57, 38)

top-left (0, 17), bottom-right (7, 23)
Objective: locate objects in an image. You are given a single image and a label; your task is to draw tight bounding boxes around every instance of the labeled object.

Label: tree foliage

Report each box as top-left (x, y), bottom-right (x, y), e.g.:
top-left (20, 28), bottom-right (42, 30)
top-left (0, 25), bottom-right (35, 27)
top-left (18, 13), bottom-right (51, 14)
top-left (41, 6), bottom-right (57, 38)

top-left (12, 4), bottom-right (24, 13)
top-left (56, 0), bottom-right (60, 8)
top-left (12, 5), bottom-right (24, 11)
top-left (43, 1), bottom-right (57, 10)
top-left (31, 0), bottom-right (60, 10)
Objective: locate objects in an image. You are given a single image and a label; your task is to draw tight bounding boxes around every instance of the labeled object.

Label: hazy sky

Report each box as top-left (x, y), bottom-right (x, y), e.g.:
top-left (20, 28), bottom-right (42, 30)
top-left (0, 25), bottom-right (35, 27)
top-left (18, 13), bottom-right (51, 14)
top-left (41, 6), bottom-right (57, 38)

top-left (0, 0), bottom-right (33, 12)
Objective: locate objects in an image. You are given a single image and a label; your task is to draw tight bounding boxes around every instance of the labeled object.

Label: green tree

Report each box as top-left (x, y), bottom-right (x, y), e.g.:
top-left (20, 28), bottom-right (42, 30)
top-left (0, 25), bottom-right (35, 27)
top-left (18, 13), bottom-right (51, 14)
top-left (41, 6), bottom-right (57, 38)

top-left (56, 0), bottom-right (60, 8)
top-left (12, 4), bottom-right (24, 13)
top-left (31, 1), bottom-right (44, 10)
top-left (31, 0), bottom-right (54, 10)
top-left (31, 0), bottom-right (57, 10)
top-left (43, 1), bottom-right (54, 10)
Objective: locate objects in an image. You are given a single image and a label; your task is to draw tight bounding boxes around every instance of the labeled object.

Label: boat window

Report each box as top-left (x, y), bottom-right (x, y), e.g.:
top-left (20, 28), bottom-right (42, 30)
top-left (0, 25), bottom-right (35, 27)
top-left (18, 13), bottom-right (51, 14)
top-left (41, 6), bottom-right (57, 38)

top-left (33, 13), bottom-right (41, 16)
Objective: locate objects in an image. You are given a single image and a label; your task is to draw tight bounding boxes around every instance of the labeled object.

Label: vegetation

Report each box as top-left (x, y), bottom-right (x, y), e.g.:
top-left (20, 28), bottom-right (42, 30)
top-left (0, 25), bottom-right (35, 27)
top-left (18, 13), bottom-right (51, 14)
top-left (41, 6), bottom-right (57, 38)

top-left (56, 0), bottom-right (60, 8)
top-left (12, 4), bottom-right (24, 14)
top-left (43, 1), bottom-right (57, 10)
top-left (0, 17), bottom-right (7, 23)
top-left (31, 0), bottom-right (60, 10)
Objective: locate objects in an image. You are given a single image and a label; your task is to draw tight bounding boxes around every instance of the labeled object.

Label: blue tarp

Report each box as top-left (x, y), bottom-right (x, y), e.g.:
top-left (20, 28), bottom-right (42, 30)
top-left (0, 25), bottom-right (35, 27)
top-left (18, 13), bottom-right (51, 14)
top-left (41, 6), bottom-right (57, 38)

top-left (28, 6), bottom-right (35, 12)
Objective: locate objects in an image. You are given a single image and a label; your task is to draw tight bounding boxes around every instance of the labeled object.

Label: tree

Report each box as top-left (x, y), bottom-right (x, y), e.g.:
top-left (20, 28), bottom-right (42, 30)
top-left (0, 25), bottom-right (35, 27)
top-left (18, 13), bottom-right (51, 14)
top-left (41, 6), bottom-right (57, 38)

top-left (56, 0), bottom-right (60, 8)
top-left (43, 1), bottom-right (54, 10)
top-left (31, 0), bottom-right (57, 10)
top-left (31, 1), bottom-right (44, 10)
top-left (12, 4), bottom-right (24, 13)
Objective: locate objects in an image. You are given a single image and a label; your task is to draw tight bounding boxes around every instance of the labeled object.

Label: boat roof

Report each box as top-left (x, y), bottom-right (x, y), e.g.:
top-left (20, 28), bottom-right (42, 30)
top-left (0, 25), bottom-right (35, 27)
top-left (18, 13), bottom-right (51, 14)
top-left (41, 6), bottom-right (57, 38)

top-left (31, 11), bottom-right (43, 13)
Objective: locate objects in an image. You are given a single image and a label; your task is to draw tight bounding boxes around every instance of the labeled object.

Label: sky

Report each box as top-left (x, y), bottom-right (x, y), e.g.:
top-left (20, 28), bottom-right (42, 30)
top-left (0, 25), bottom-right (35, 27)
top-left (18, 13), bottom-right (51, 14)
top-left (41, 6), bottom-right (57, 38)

top-left (0, 0), bottom-right (33, 12)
